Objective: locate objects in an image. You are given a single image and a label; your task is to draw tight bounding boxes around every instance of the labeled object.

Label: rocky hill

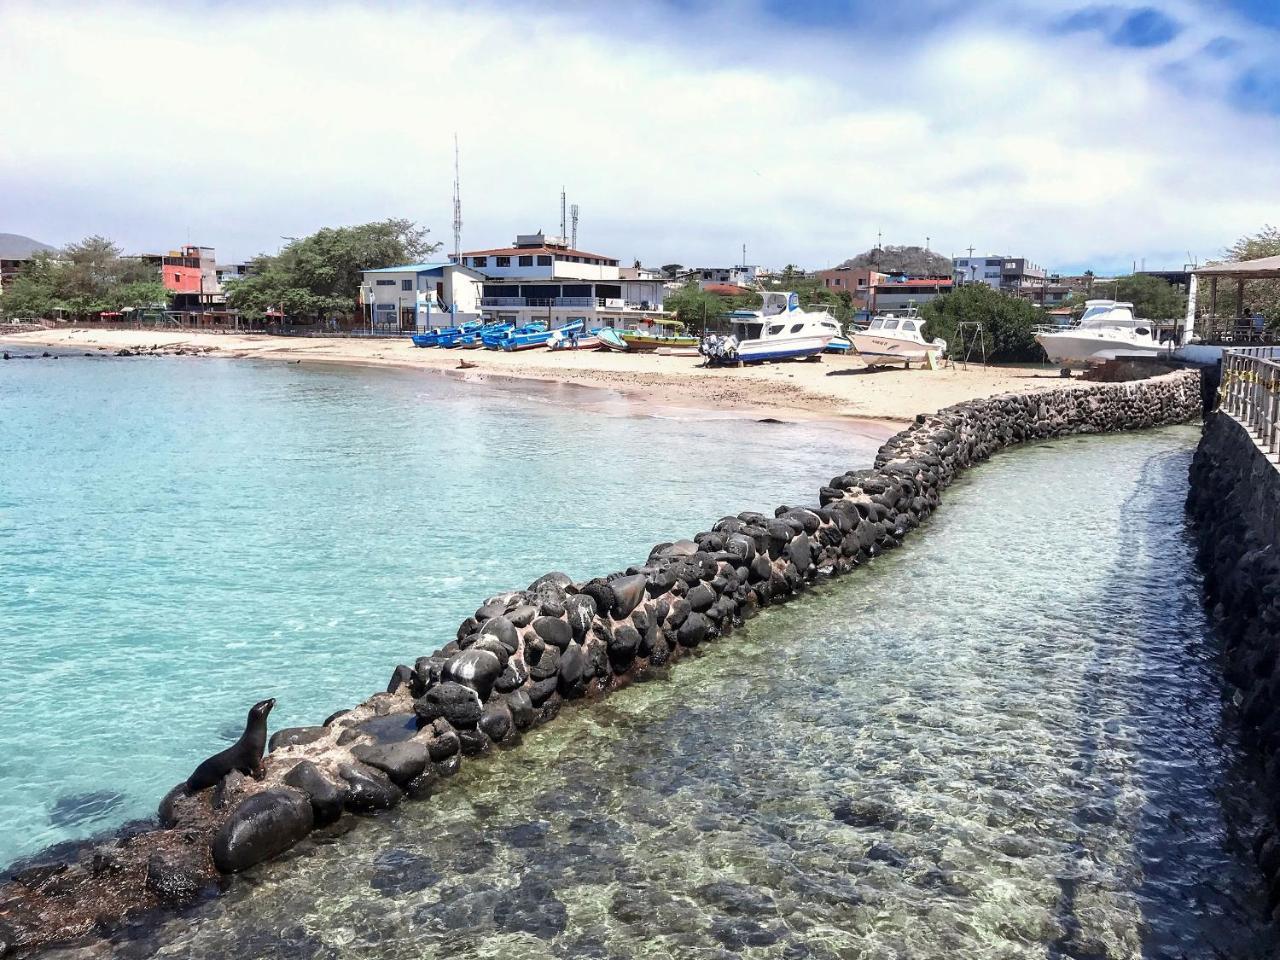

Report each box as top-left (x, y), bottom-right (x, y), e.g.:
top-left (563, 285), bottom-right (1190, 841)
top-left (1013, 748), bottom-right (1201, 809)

top-left (838, 245), bottom-right (952, 277)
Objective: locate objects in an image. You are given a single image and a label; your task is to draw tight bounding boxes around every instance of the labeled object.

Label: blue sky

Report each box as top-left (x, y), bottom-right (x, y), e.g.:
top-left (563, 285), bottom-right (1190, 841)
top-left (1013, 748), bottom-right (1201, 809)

top-left (1, 0), bottom-right (1277, 274)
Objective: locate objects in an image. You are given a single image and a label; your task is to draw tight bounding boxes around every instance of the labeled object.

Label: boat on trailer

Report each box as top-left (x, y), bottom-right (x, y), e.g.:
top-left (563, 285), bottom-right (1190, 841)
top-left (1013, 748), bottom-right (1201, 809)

top-left (700, 292), bottom-right (836, 364)
top-left (851, 309), bottom-right (946, 367)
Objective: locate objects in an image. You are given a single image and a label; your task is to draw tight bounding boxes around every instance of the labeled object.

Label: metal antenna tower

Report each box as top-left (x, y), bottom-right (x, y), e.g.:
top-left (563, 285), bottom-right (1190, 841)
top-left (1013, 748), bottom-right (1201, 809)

top-left (560, 187), bottom-right (566, 241)
top-left (452, 135), bottom-right (462, 263)
top-left (570, 203), bottom-right (579, 248)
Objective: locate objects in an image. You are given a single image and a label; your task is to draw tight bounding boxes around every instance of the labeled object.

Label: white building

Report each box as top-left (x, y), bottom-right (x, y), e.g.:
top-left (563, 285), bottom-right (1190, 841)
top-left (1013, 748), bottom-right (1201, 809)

top-left (453, 232), bottom-right (669, 330)
top-left (359, 262), bottom-right (485, 333)
top-left (683, 264), bottom-right (765, 290)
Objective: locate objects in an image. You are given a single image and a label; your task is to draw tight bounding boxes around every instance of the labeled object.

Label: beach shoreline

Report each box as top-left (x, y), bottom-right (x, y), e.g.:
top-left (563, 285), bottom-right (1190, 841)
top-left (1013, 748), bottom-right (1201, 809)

top-left (3, 326), bottom-right (1075, 426)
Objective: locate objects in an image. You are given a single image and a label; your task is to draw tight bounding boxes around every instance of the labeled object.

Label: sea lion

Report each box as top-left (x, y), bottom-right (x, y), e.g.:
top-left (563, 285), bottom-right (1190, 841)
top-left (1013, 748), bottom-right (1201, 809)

top-left (185, 698), bottom-right (275, 793)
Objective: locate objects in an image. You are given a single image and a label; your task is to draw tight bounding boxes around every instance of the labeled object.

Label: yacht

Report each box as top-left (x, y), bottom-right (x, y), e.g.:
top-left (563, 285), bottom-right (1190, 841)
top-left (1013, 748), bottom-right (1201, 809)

top-left (851, 309), bottom-right (946, 367)
top-left (1035, 300), bottom-right (1167, 368)
top-left (699, 292), bottom-right (837, 364)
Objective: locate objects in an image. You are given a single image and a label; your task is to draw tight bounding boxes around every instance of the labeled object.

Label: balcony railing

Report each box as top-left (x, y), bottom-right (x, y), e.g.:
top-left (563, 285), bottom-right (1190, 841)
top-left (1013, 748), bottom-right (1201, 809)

top-left (479, 296), bottom-right (662, 311)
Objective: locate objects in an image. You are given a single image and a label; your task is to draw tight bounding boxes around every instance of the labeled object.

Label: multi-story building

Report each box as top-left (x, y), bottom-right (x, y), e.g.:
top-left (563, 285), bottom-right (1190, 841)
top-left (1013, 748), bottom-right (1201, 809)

top-left (0, 233), bottom-right (55, 295)
top-left (683, 264), bottom-right (765, 290)
top-left (816, 266), bottom-right (887, 313)
top-left (869, 277), bottom-right (953, 313)
top-left (953, 255), bottom-right (1047, 293)
top-left (452, 232), bottom-right (669, 330)
top-left (359, 262), bottom-right (484, 332)
top-left (139, 245), bottom-right (222, 310)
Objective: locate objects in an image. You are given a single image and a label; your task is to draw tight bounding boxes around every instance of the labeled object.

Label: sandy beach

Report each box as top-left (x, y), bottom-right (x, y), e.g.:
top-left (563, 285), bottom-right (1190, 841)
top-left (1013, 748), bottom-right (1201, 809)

top-left (4, 327), bottom-right (1076, 424)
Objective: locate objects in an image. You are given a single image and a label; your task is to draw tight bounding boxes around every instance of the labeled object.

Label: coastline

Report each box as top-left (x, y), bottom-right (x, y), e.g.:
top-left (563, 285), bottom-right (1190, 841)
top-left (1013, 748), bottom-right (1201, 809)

top-left (3, 327), bottom-right (1076, 425)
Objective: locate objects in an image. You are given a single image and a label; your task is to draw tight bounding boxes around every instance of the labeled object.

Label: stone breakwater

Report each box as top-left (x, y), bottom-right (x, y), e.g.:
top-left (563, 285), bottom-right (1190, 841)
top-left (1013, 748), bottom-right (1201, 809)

top-left (0, 370), bottom-right (1202, 958)
top-left (1187, 409), bottom-right (1280, 909)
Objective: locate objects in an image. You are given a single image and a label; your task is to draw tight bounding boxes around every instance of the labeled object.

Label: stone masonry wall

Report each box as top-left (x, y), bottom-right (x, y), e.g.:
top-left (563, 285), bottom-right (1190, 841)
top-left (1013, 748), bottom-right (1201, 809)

top-left (0, 370), bottom-right (1203, 957)
top-left (1187, 410), bottom-right (1280, 906)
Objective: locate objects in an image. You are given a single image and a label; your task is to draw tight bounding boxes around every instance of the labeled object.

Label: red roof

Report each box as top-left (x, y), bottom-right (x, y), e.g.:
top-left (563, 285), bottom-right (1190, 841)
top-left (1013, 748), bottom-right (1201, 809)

top-left (460, 246), bottom-right (617, 264)
top-left (704, 283), bottom-right (751, 296)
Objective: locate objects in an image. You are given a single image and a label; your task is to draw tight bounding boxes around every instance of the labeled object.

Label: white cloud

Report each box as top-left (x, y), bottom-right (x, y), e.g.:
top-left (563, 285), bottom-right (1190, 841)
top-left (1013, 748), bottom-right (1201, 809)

top-left (0, 0), bottom-right (1276, 272)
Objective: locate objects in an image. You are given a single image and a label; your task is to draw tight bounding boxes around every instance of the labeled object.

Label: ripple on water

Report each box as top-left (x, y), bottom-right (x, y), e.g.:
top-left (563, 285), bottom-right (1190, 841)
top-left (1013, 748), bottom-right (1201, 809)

top-left (44, 425), bottom-right (1268, 960)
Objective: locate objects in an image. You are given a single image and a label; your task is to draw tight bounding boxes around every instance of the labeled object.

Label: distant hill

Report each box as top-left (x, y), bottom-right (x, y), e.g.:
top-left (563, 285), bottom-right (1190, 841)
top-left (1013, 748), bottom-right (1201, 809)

top-left (0, 233), bottom-right (56, 260)
top-left (838, 245), bottom-right (952, 277)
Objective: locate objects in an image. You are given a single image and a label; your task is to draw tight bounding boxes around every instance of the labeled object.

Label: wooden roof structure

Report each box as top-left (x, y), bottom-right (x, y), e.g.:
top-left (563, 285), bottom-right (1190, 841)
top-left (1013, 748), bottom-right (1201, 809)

top-left (1194, 255), bottom-right (1280, 279)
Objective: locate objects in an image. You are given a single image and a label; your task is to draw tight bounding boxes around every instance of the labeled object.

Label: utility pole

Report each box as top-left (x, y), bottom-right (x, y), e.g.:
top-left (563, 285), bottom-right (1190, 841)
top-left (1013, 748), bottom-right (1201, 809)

top-left (452, 135), bottom-right (462, 264)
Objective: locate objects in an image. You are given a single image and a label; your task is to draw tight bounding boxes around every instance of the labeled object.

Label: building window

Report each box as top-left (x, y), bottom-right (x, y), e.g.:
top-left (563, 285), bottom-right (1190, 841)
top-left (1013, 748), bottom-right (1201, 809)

top-left (519, 255), bottom-right (533, 267)
top-left (472, 256), bottom-right (487, 267)
top-left (536, 255), bottom-right (552, 266)
top-left (496, 256), bottom-right (511, 267)
top-left (401, 279), bottom-right (413, 291)
top-left (376, 279), bottom-right (395, 286)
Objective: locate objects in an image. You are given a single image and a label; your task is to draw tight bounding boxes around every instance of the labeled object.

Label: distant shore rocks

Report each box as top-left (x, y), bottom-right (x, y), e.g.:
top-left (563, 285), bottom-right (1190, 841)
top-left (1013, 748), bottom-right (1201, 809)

top-left (0, 368), bottom-right (1205, 958)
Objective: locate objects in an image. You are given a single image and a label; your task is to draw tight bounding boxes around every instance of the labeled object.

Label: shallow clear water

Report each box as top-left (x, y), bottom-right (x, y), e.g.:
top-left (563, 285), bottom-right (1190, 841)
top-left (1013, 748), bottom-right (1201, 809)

top-left (79, 424), bottom-right (1277, 959)
top-left (0, 353), bottom-right (884, 865)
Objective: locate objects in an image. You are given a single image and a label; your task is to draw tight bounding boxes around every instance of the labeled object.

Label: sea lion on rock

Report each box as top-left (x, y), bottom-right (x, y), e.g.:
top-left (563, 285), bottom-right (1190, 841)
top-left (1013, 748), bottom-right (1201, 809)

top-left (185, 698), bottom-right (275, 793)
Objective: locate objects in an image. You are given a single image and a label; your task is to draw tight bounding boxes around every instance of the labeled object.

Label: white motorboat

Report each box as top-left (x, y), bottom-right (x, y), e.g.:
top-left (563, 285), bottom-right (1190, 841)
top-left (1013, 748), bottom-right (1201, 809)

top-left (1035, 300), bottom-right (1167, 368)
top-left (851, 309), bottom-right (946, 367)
top-left (700, 292), bottom-right (837, 364)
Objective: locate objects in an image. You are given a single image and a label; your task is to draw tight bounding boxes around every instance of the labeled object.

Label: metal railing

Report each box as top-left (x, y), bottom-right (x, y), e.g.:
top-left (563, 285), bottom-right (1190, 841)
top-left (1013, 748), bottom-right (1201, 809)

top-left (1222, 346), bottom-right (1280, 454)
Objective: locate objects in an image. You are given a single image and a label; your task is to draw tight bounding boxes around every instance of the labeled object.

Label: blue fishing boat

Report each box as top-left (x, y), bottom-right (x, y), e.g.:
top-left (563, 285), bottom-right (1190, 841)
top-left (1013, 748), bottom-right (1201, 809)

top-left (597, 327), bottom-right (628, 352)
top-left (459, 322), bottom-right (512, 348)
top-left (485, 322), bottom-right (548, 350)
top-left (500, 322), bottom-right (555, 351)
top-left (825, 335), bottom-right (853, 354)
top-left (411, 330), bottom-right (444, 348)
top-left (437, 321), bottom-right (483, 348)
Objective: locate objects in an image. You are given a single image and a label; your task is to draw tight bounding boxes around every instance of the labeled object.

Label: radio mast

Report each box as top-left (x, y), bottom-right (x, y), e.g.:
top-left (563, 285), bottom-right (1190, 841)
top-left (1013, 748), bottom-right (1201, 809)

top-left (452, 135), bottom-right (462, 264)
top-left (570, 204), bottom-right (579, 248)
top-left (559, 187), bottom-right (567, 242)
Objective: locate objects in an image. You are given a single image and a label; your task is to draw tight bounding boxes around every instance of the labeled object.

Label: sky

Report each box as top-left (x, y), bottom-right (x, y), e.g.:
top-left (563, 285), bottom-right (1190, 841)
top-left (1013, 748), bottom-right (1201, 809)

top-left (1, 0), bottom-right (1278, 274)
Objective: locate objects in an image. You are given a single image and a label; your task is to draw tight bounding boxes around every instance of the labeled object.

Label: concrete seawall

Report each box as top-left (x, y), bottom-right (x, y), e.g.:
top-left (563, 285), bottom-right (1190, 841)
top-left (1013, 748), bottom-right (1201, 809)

top-left (1187, 409), bottom-right (1280, 906)
top-left (0, 370), bottom-right (1204, 957)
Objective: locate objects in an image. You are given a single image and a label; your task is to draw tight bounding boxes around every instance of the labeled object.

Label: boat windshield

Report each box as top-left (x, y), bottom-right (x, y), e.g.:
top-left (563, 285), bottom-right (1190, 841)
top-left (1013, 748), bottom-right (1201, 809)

top-left (902, 320), bottom-right (917, 332)
top-left (883, 319), bottom-right (900, 331)
top-left (869, 319), bottom-right (884, 330)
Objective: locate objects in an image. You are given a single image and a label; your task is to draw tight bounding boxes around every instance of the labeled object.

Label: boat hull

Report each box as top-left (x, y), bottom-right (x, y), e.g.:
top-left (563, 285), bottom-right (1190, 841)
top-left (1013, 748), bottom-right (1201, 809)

top-left (1035, 332), bottom-right (1167, 368)
top-left (597, 329), bottom-right (628, 352)
top-left (620, 334), bottom-right (699, 353)
top-left (851, 333), bottom-right (941, 363)
top-left (735, 334), bottom-right (833, 363)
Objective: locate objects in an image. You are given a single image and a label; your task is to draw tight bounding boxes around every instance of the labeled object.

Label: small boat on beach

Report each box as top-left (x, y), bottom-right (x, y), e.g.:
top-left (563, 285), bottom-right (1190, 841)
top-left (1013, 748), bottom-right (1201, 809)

top-left (619, 318), bottom-right (699, 353)
top-left (700, 293), bottom-right (836, 364)
top-left (851, 309), bottom-right (946, 367)
top-left (492, 322), bottom-right (552, 351)
top-left (825, 334), bottom-right (853, 354)
top-left (437, 322), bottom-right (484, 348)
top-left (597, 328), bottom-right (628, 352)
top-left (411, 330), bottom-right (444, 348)
top-left (547, 321), bottom-right (599, 351)
top-left (460, 322), bottom-right (512, 348)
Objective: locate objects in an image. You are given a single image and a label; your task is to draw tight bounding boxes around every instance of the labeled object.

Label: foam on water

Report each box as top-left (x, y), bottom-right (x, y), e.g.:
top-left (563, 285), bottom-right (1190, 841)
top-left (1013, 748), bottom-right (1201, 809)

top-left (0, 353), bottom-right (883, 865)
top-left (45, 422), bottom-right (1278, 959)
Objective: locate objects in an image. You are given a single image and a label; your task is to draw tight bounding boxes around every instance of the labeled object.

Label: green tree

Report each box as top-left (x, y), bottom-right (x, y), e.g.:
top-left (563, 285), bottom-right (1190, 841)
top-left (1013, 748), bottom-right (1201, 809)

top-left (1110, 274), bottom-right (1184, 320)
top-left (663, 282), bottom-right (725, 329)
top-left (920, 285), bottom-right (1047, 362)
top-left (0, 238), bottom-right (169, 320)
top-left (226, 219), bottom-right (439, 321)
top-left (660, 263), bottom-right (683, 279)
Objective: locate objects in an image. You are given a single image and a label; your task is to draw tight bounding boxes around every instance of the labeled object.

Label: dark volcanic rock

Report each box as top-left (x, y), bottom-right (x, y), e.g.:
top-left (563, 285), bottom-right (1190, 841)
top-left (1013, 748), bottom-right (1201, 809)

top-left (145, 849), bottom-right (206, 905)
top-left (609, 573), bottom-right (649, 618)
top-left (351, 741), bottom-right (431, 786)
top-left (532, 615), bottom-right (573, 649)
top-left (338, 762), bottom-right (403, 812)
top-left (413, 681), bottom-right (484, 728)
top-left (284, 760), bottom-right (348, 825)
top-left (443, 648), bottom-right (504, 699)
top-left (478, 616), bottom-right (519, 653)
top-left (479, 699), bottom-right (515, 743)
top-left (212, 787), bottom-right (315, 873)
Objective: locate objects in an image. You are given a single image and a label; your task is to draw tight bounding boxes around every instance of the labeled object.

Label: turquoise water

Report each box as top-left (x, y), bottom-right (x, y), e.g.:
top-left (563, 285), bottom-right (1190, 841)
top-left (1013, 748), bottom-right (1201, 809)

top-left (65, 424), bottom-right (1276, 959)
top-left (0, 352), bottom-right (885, 866)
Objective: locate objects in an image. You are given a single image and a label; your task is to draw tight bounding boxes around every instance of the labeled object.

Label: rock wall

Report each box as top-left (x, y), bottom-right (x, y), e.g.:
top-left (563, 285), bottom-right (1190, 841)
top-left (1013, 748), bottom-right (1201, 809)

top-left (0, 370), bottom-right (1203, 957)
top-left (1187, 409), bottom-right (1280, 905)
